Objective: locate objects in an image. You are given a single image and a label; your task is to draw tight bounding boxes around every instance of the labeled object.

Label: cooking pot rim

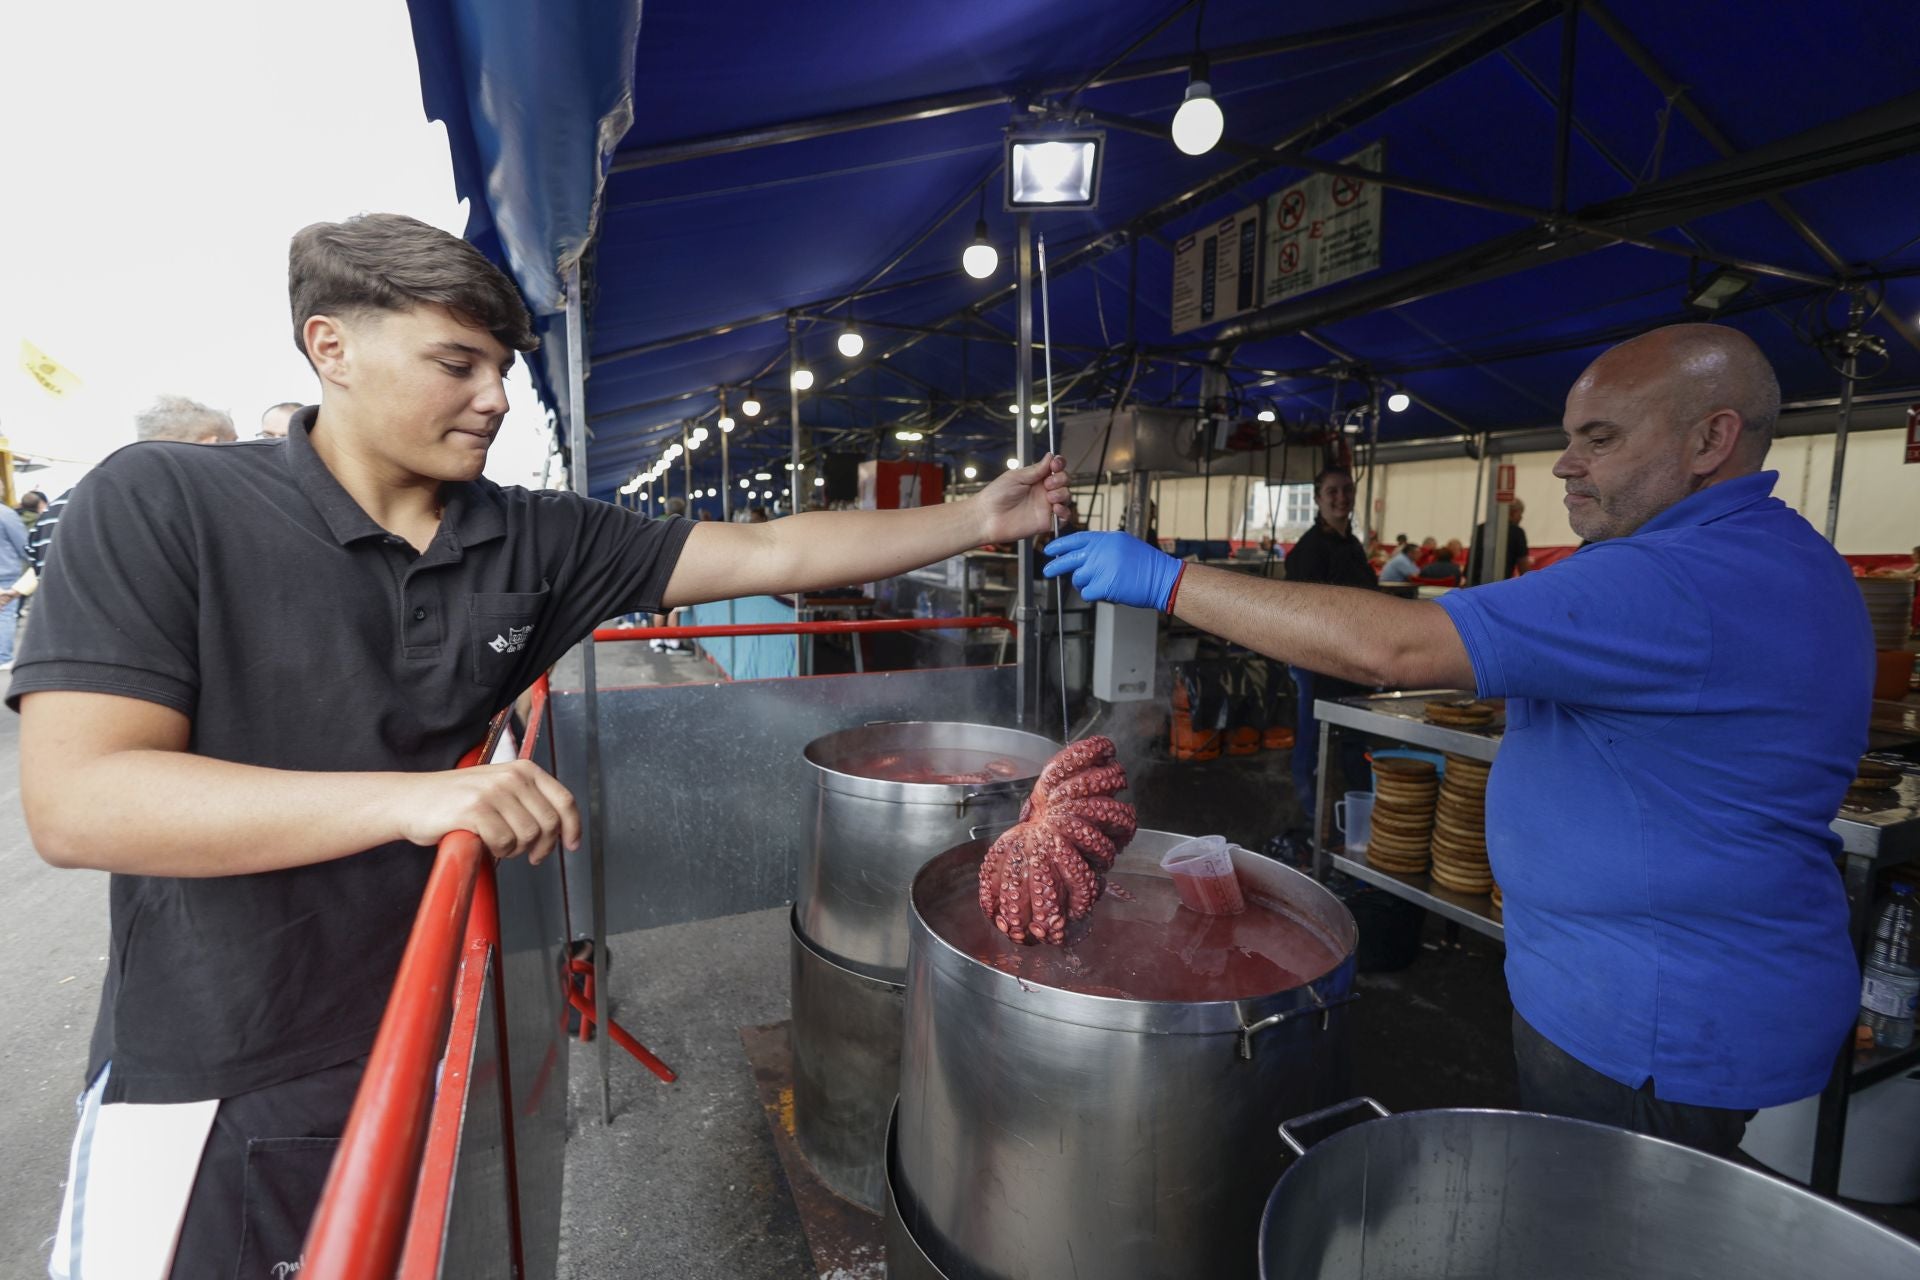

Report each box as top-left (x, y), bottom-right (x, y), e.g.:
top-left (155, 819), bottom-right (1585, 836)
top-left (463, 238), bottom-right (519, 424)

top-left (908, 833), bottom-right (1359, 1034)
top-left (804, 720), bottom-right (1058, 801)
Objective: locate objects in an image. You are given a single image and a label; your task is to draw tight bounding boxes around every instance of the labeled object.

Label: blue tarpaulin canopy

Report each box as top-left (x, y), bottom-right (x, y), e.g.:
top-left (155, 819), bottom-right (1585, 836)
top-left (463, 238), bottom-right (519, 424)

top-left (407, 0), bottom-right (1920, 505)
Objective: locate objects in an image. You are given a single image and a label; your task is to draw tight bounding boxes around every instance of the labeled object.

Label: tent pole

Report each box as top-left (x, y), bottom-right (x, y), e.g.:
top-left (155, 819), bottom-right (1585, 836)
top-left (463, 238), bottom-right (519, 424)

top-left (1015, 214), bottom-right (1035, 730)
top-left (789, 313), bottom-right (804, 672)
top-left (563, 262), bottom-right (614, 1127)
top-left (1824, 291), bottom-right (1869, 543)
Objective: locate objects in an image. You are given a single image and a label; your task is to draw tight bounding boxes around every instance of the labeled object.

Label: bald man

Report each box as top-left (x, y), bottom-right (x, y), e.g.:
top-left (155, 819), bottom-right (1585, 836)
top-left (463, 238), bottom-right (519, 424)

top-left (1045, 323), bottom-right (1871, 1157)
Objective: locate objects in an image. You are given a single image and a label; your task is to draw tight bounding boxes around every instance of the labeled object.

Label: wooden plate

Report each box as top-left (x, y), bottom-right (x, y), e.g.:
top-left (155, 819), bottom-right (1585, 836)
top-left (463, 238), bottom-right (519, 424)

top-left (1374, 757), bottom-right (1439, 779)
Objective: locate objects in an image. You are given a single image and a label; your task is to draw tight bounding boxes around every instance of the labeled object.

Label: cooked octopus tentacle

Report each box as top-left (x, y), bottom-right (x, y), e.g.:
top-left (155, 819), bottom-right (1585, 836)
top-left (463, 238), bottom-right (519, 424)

top-left (976, 736), bottom-right (1136, 947)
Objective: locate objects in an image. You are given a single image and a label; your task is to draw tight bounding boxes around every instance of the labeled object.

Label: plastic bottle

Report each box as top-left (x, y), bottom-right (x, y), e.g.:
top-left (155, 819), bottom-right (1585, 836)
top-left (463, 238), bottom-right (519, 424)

top-left (1860, 883), bottom-right (1918, 1050)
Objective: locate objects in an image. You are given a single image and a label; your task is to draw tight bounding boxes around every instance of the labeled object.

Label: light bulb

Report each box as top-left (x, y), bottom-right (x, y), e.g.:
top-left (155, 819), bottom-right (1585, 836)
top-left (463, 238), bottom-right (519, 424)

top-left (962, 465), bottom-right (978, 480)
top-left (740, 478), bottom-right (751, 488)
top-left (1387, 392), bottom-right (1411, 413)
top-left (782, 487), bottom-right (790, 496)
top-left (784, 462), bottom-right (796, 471)
top-left (717, 414), bottom-right (735, 432)
top-left (686, 436), bottom-right (701, 450)
top-left (754, 471), bottom-right (772, 481)
top-left (837, 328), bottom-right (864, 358)
top-left (1006, 457), bottom-right (1019, 470)
top-left (1171, 71), bottom-right (1224, 157)
top-left (813, 476), bottom-right (825, 487)
top-left (1008, 402), bottom-right (1021, 414)
top-left (691, 425), bottom-right (709, 442)
top-left (1257, 408), bottom-right (1276, 423)
top-left (742, 396), bottom-right (761, 417)
top-left (963, 219), bottom-right (998, 280)
top-left (791, 367), bottom-right (814, 391)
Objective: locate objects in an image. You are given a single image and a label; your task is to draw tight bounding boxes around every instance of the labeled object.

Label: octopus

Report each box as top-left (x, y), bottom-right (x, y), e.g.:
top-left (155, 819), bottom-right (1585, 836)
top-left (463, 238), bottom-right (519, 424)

top-left (978, 736), bottom-right (1138, 945)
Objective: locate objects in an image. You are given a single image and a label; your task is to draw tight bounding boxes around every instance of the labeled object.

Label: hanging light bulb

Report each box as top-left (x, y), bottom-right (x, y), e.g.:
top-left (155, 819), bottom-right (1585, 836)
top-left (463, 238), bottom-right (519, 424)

top-left (740, 478), bottom-right (752, 489)
top-left (691, 425), bottom-right (709, 443)
top-left (717, 414), bottom-right (735, 432)
top-left (791, 366), bottom-right (814, 391)
top-left (1007, 402), bottom-right (1021, 414)
top-left (754, 471), bottom-right (772, 481)
top-left (1006, 457), bottom-right (1019, 470)
top-left (1257, 408), bottom-right (1276, 423)
top-left (837, 323), bottom-right (864, 358)
top-left (962, 464), bottom-right (978, 480)
top-left (1171, 55), bottom-right (1224, 157)
top-left (813, 476), bottom-right (825, 487)
top-left (1387, 392), bottom-right (1411, 413)
top-left (963, 219), bottom-right (999, 279)
top-left (741, 391), bottom-right (762, 417)
top-left (686, 435), bottom-right (701, 450)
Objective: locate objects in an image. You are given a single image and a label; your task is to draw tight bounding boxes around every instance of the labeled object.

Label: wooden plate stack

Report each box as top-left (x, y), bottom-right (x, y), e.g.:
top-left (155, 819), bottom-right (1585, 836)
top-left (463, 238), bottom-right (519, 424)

top-left (1850, 758), bottom-right (1901, 794)
top-left (1424, 698), bottom-right (1496, 729)
top-left (1431, 753), bottom-right (1494, 895)
top-left (1366, 757), bottom-right (1438, 875)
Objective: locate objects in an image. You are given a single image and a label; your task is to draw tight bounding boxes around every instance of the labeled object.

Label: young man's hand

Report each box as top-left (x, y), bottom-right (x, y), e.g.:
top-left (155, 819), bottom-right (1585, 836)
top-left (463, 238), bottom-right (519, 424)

top-left (971, 454), bottom-right (1071, 544)
top-left (394, 760), bottom-right (582, 864)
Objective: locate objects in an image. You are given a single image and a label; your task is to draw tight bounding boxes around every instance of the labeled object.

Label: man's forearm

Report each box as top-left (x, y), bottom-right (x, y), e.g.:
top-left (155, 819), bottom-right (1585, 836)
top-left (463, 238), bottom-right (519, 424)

top-left (1173, 564), bottom-right (1475, 689)
top-left (30, 750), bottom-right (416, 876)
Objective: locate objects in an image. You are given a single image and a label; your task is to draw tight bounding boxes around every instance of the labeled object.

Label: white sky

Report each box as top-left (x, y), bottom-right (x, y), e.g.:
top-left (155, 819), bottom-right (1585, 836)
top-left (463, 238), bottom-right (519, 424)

top-left (0, 0), bottom-right (555, 499)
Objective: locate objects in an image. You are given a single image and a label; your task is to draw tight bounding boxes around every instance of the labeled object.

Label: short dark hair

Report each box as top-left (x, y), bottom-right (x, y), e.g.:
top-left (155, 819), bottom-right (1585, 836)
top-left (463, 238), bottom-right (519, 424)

top-left (23, 490), bottom-right (47, 506)
top-left (1313, 465), bottom-right (1352, 492)
top-left (1435, 545), bottom-right (1455, 562)
top-left (288, 214), bottom-right (537, 364)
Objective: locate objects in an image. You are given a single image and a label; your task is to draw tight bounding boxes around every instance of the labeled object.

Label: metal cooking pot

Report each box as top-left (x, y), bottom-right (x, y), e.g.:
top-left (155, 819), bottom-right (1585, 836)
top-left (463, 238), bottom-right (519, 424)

top-left (896, 832), bottom-right (1358, 1280)
top-left (800, 721), bottom-right (1055, 975)
top-left (1260, 1099), bottom-right (1920, 1278)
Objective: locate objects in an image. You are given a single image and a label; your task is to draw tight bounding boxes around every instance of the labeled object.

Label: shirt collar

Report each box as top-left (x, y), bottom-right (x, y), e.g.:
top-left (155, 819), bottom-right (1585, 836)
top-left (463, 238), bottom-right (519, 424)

top-left (287, 406), bottom-right (507, 550)
top-left (1633, 470), bottom-right (1779, 538)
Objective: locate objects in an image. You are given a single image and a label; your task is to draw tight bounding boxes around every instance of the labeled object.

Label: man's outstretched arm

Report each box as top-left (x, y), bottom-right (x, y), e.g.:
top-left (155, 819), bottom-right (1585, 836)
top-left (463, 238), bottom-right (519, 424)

top-left (21, 691), bottom-right (582, 876)
top-left (660, 456), bottom-right (1070, 608)
top-left (1043, 531), bottom-right (1475, 690)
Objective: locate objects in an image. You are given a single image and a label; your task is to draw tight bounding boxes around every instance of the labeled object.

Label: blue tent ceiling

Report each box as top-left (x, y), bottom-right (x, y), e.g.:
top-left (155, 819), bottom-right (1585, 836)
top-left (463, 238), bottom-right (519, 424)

top-left (408, 0), bottom-right (1920, 505)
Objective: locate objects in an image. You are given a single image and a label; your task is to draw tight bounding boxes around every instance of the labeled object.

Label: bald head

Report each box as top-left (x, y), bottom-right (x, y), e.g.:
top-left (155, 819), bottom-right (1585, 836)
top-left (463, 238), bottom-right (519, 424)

top-left (1576, 323), bottom-right (1780, 463)
top-left (1555, 324), bottom-right (1781, 542)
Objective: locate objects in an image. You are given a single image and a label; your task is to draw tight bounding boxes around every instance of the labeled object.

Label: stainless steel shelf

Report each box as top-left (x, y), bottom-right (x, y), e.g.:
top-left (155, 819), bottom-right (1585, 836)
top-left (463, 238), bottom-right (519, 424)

top-left (1314, 690), bottom-right (1504, 763)
top-left (1832, 764), bottom-right (1920, 868)
top-left (1328, 852), bottom-right (1506, 943)
top-left (1853, 1039), bottom-right (1920, 1088)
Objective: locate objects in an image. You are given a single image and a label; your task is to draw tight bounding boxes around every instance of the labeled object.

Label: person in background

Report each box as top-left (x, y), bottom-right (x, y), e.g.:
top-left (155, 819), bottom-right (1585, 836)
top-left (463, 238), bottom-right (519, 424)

top-left (1379, 539), bottom-right (1421, 583)
top-left (1273, 465), bottom-right (1374, 827)
top-left (1415, 535), bottom-right (1439, 568)
top-left (258, 401), bottom-right (302, 439)
top-left (24, 397), bottom-right (237, 579)
top-left (0, 501), bottom-right (29, 671)
top-left (1044, 323), bottom-right (1867, 1159)
top-left (1865, 545), bottom-right (1920, 579)
top-left (19, 490), bottom-right (50, 525)
top-left (1470, 496), bottom-right (1530, 584)
top-left (1422, 543), bottom-right (1464, 585)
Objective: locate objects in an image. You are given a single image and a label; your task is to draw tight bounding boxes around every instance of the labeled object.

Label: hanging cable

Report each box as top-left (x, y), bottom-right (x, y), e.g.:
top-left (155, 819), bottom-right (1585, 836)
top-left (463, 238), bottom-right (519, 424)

top-left (1038, 234), bottom-right (1071, 742)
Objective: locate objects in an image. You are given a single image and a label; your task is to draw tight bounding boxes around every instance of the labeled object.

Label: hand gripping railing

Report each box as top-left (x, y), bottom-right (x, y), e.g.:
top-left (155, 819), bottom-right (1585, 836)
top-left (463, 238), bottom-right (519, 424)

top-left (302, 678), bottom-right (552, 1280)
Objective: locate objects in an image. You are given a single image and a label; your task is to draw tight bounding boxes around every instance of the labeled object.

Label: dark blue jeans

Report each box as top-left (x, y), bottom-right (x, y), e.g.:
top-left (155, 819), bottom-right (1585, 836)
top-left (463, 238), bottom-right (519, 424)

top-left (1289, 666), bottom-right (1372, 826)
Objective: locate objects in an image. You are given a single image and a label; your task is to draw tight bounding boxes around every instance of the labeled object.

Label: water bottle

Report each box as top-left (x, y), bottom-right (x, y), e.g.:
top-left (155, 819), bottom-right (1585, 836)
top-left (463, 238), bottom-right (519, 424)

top-left (1860, 883), bottom-right (1918, 1050)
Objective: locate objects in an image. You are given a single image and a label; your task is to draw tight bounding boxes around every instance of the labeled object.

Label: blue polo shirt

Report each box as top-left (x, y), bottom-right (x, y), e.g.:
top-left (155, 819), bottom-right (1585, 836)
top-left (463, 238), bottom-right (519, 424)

top-left (1438, 471), bottom-right (1871, 1109)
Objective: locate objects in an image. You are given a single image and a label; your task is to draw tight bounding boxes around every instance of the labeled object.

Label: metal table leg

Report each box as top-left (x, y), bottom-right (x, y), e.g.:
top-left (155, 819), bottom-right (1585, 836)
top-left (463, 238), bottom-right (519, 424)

top-left (1311, 718), bottom-right (1336, 881)
top-left (1811, 850), bottom-right (1876, 1196)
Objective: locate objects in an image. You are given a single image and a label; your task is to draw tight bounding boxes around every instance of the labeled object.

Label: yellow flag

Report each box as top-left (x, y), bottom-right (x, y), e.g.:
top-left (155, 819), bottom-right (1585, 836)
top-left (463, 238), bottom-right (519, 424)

top-left (19, 339), bottom-right (83, 398)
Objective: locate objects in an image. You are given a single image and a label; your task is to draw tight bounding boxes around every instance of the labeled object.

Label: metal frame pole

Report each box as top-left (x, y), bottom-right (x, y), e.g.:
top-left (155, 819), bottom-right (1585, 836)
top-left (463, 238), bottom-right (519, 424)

top-left (789, 313), bottom-right (804, 672)
top-left (720, 414), bottom-right (732, 521)
top-left (1824, 291), bottom-right (1868, 543)
top-left (1551, 0), bottom-right (1577, 216)
top-left (1015, 214), bottom-right (1035, 729)
top-left (1363, 383), bottom-right (1382, 552)
top-left (563, 263), bottom-right (614, 1126)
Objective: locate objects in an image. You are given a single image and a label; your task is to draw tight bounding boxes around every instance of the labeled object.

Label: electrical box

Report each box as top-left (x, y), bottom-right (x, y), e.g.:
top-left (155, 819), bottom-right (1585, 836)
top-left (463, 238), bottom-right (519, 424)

top-left (857, 460), bottom-right (944, 510)
top-left (1092, 602), bottom-right (1157, 702)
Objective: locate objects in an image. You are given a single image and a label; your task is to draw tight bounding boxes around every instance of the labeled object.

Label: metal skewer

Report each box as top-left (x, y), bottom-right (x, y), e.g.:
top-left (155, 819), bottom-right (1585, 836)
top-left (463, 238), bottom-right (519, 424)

top-left (1037, 234), bottom-right (1071, 742)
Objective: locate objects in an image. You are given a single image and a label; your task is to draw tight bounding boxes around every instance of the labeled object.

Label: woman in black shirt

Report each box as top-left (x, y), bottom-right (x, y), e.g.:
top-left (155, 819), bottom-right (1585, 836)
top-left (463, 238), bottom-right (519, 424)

top-left (1284, 466), bottom-right (1376, 827)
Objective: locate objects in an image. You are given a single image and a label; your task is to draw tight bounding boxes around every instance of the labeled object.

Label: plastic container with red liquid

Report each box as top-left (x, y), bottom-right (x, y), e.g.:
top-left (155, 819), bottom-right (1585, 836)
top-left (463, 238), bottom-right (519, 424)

top-left (1159, 835), bottom-right (1247, 916)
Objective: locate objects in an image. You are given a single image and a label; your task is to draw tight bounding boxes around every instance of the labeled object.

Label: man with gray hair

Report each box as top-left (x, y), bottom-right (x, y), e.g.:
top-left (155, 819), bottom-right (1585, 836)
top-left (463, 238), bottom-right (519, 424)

top-left (25, 396), bottom-right (236, 579)
top-left (1047, 323), bottom-right (1871, 1157)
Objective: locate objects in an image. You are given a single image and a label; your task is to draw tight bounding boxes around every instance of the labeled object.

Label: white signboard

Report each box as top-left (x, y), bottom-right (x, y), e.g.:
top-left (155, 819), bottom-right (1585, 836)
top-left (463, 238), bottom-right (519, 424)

top-left (1262, 141), bottom-right (1384, 306)
top-left (1170, 204), bottom-right (1262, 335)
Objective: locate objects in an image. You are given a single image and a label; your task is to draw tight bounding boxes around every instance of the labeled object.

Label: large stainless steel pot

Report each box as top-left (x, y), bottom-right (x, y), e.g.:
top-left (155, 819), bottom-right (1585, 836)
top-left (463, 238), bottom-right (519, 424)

top-left (801, 721), bottom-right (1055, 975)
top-left (896, 832), bottom-right (1358, 1280)
top-left (1260, 1099), bottom-right (1920, 1278)
top-left (790, 909), bottom-right (903, 1212)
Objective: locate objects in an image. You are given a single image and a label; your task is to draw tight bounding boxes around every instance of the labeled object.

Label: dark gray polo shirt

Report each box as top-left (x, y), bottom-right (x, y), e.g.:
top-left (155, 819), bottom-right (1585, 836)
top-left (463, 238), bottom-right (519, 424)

top-left (8, 408), bottom-right (693, 1103)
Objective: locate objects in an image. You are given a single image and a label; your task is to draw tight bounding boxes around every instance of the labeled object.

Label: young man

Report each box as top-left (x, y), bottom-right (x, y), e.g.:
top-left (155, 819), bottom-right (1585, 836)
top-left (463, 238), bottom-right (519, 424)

top-left (1045, 324), bottom-right (1868, 1158)
top-left (18, 212), bottom-right (1067, 1279)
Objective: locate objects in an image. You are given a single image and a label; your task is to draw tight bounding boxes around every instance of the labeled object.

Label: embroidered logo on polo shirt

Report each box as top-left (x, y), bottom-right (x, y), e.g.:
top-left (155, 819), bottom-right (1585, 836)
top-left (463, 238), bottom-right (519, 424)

top-left (488, 623), bottom-right (534, 654)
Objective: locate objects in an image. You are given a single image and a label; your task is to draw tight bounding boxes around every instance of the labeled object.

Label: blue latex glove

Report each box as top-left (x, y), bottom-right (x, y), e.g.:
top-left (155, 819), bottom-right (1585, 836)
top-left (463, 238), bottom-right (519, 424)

top-left (1043, 530), bottom-right (1183, 612)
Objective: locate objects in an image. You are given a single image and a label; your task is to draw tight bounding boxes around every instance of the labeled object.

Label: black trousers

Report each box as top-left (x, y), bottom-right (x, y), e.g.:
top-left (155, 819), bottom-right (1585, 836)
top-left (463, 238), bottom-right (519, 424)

top-left (169, 1056), bottom-right (365, 1280)
top-left (1512, 1011), bottom-right (1754, 1159)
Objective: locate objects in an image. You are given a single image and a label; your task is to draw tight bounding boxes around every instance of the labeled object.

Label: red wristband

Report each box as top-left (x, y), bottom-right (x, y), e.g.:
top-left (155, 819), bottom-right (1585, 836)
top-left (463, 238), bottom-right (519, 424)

top-left (1164, 563), bottom-right (1186, 614)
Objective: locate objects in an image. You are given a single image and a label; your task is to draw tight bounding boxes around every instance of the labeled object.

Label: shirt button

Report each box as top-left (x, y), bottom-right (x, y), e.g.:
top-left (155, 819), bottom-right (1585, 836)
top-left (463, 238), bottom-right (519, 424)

top-left (413, 607), bottom-right (427, 621)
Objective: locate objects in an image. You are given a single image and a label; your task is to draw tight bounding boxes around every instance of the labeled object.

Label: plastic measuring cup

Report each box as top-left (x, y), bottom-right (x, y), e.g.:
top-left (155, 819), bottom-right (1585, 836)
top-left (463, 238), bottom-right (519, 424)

top-left (1335, 791), bottom-right (1374, 853)
top-left (1160, 835), bottom-right (1246, 915)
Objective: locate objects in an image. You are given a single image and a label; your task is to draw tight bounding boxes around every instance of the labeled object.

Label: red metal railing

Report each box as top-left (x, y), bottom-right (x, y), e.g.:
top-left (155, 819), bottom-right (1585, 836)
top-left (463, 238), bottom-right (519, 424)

top-left (304, 678), bottom-right (550, 1280)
